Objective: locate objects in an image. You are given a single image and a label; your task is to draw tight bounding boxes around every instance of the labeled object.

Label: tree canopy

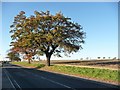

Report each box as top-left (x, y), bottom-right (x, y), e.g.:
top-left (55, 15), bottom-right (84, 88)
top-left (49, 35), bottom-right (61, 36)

top-left (10, 10), bottom-right (85, 66)
top-left (7, 51), bottom-right (21, 62)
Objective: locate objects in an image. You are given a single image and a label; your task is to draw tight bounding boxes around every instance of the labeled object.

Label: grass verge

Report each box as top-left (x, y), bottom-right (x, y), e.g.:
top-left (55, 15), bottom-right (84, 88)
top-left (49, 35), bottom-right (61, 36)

top-left (43, 65), bottom-right (119, 82)
top-left (11, 61), bottom-right (45, 68)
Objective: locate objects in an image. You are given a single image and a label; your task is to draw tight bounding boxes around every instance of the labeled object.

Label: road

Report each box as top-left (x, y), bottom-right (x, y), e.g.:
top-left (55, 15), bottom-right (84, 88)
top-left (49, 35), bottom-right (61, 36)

top-left (0, 66), bottom-right (2, 90)
top-left (2, 63), bottom-right (119, 90)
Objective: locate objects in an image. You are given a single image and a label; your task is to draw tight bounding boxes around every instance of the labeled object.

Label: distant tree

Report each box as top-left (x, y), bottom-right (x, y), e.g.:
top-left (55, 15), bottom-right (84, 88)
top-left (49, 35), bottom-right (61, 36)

top-left (86, 57), bottom-right (89, 60)
top-left (7, 51), bottom-right (21, 62)
top-left (10, 11), bottom-right (85, 66)
top-left (97, 57), bottom-right (101, 60)
top-left (113, 57), bottom-right (116, 60)
top-left (108, 57), bottom-right (110, 59)
top-left (103, 57), bottom-right (105, 59)
top-left (80, 58), bottom-right (83, 60)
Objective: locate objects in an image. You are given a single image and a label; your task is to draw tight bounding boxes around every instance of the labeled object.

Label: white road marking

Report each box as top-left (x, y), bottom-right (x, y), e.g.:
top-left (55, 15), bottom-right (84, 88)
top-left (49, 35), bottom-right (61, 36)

top-left (4, 69), bottom-right (16, 89)
top-left (4, 69), bottom-right (22, 90)
top-left (20, 68), bottom-right (76, 90)
top-left (13, 79), bottom-right (21, 89)
top-left (40, 76), bottom-right (75, 89)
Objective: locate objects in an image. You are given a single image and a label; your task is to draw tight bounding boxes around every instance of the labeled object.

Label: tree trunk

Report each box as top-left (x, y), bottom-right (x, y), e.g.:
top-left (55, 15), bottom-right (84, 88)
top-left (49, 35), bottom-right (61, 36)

top-left (46, 54), bottom-right (51, 66)
top-left (28, 59), bottom-right (31, 64)
top-left (39, 57), bottom-right (41, 62)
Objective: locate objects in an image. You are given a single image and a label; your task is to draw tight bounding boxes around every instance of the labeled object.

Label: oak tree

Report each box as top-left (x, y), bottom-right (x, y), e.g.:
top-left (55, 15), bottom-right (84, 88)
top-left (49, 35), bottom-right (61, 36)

top-left (10, 11), bottom-right (85, 66)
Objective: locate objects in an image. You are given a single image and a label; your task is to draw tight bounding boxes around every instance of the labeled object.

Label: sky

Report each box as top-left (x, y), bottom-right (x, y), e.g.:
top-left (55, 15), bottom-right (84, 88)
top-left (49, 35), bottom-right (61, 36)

top-left (1, 0), bottom-right (120, 2)
top-left (1, 2), bottom-right (118, 60)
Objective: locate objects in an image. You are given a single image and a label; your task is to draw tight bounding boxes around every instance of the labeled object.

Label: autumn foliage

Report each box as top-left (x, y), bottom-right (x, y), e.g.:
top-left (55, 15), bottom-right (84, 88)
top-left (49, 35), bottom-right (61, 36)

top-left (10, 11), bottom-right (85, 66)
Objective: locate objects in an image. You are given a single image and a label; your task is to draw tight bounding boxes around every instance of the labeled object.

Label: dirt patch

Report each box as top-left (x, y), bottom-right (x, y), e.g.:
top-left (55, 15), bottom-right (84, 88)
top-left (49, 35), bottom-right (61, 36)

top-left (47, 59), bottom-right (119, 70)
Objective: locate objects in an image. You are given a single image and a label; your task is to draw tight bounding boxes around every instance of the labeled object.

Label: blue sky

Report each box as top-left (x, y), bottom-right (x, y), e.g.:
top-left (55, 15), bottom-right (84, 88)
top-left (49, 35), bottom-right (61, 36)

top-left (1, 2), bottom-right (118, 60)
top-left (1, 0), bottom-right (119, 2)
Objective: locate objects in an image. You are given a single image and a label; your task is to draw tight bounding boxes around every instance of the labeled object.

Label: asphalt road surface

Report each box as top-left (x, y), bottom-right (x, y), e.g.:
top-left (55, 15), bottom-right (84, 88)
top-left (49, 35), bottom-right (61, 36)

top-left (0, 67), bottom-right (2, 90)
top-left (2, 63), bottom-right (119, 90)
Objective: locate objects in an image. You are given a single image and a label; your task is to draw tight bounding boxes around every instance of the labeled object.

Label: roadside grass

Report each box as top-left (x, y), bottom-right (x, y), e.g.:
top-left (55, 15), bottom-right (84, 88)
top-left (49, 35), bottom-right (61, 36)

top-left (11, 61), bottom-right (119, 83)
top-left (11, 61), bottom-right (45, 68)
top-left (43, 65), bottom-right (119, 82)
